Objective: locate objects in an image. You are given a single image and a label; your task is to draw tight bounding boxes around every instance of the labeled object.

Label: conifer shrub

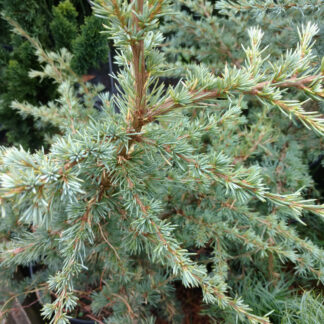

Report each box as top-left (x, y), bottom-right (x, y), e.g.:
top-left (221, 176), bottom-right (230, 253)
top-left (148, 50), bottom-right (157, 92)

top-left (0, 0), bottom-right (107, 149)
top-left (71, 15), bottom-right (109, 75)
top-left (0, 0), bottom-right (57, 149)
top-left (50, 0), bottom-right (79, 51)
top-left (0, 1), bottom-right (324, 324)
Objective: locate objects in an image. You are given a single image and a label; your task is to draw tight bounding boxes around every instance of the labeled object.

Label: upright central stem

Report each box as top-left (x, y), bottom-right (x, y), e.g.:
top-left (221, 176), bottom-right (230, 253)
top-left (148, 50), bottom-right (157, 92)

top-left (131, 0), bottom-right (147, 132)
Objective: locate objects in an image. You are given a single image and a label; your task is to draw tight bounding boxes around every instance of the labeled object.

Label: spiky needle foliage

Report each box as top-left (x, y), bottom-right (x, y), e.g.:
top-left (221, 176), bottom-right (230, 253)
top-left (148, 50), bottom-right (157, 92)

top-left (0, 1), bottom-right (324, 323)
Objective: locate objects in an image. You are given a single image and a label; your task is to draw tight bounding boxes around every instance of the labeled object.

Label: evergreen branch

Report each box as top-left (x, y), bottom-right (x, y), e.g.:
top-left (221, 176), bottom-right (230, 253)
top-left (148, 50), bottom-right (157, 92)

top-left (144, 23), bottom-right (324, 135)
top-left (155, 234), bottom-right (270, 324)
top-left (213, 169), bottom-right (324, 221)
top-left (179, 210), bottom-right (295, 262)
top-left (0, 150), bottom-right (80, 201)
top-left (157, 148), bottom-right (324, 221)
top-left (4, 15), bottom-right (64, 83)
top-left (3, 15), bottom-right (90, 93)
top-left (264, 192), bottom-right (324, 219)
top-left (250, 75), bottom-right (322, 93)
top-left (219, 203), bottom-right (324, 280)
top-left (216, 0), bottom-right (321, 14)
top-left (43, 193), bottom-right (100, 324)
top-left (139, 136), bottom-right (324, 222)
top-left (144, 74), bottom-right (323, 131)
top-left (11, 101), bottom-right (66, 128)
top-left (109, 0), bottom-right (127, 27)
top-left (41, 142), bottom-right (115, 322)
top-left (129, 198), bottom-right (270, 324)
top-left (271, 99), bottom-right (324, 135)
top-left (228, 205), bottom-right (322, 259)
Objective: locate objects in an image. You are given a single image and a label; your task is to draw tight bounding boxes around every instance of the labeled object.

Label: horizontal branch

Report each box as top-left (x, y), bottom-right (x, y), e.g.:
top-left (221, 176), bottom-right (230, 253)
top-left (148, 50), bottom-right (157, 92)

top-left (144, 74), bottom-right (323, 125)
top-left (250, 75), bottom-right (321, 94)
top-left (144, 142), bottom-right (324, 220)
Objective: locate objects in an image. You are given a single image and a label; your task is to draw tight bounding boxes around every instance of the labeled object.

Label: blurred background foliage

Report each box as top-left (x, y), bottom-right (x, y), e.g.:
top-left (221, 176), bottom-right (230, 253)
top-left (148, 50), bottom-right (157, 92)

top-left (0, 0), bottom-right (108, 149)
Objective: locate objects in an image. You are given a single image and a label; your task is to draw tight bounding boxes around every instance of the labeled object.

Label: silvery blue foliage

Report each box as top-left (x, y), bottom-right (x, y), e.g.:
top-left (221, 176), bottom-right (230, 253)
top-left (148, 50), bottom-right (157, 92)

top-left (0, 1), bottom-right (324, 323)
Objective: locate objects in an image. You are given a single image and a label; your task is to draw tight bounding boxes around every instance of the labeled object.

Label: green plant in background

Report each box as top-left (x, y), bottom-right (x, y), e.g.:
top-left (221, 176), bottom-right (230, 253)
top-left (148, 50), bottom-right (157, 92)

top-left (50, 0), bottom-right (79, 51)
top-left (0, 1), bottom-right (324, 324)
top-left (71, 15), bottom-right (109, 75)
top-left (0, 0), bottom-right (56, 149)
top-left (0, 0), bottom-right (108, 149)
top-left (209, 275), bottom-right (324, 323)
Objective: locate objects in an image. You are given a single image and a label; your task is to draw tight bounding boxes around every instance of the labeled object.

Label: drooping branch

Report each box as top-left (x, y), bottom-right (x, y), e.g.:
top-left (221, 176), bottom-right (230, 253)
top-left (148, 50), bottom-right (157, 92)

top-left (129, 194), bottom-right (270, 324)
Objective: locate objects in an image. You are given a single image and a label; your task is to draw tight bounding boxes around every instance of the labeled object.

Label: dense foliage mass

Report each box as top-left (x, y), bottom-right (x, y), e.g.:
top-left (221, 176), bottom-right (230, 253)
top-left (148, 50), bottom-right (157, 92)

top-left (0, 1), bottom-right (324, 323)
top-left (0, 0), bottom-right (108, 149)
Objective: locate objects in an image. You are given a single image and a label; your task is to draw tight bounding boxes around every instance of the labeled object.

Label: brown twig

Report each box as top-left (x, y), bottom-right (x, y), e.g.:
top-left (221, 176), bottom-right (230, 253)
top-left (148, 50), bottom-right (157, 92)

top-left (98, 223), bottom-right (121, 262)
top-left (250, 75), bottom-right (320, 94)
top-left (130, 0), bottom-right (148, 132)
